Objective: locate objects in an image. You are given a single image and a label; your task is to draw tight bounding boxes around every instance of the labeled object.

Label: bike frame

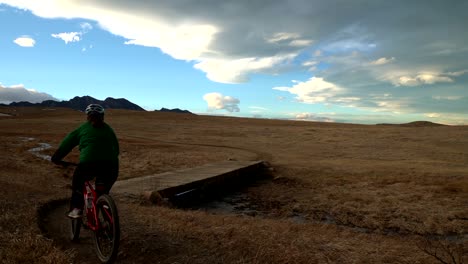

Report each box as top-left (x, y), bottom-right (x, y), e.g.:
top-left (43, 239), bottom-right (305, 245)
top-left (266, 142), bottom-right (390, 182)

top-left (83, 181), bottom-right (113, 232)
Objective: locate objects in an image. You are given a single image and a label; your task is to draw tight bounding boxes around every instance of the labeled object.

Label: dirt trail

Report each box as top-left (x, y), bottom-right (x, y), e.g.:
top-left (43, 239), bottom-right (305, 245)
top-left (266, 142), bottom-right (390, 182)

top-left (41, 198), bottom-right (184, 264)
top-left (43, 203), bottom-right (98, 264)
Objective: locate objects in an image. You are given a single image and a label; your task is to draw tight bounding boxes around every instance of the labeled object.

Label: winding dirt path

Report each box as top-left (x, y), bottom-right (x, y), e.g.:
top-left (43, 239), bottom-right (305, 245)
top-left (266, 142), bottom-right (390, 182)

top-left (42, 202), bottom-right (98, 264)
top-left (37, 137), bottom-right (270, 263)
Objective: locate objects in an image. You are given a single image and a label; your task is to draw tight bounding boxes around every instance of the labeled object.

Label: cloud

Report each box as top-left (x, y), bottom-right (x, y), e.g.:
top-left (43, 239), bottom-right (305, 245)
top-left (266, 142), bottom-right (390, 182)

top-left (273, 77), bottom-right (344, 104)
top-left (51, 32), bottom-right (81, 44)
top-left (0, 84), bottom-right (57, 104)
top-left (432, 95), bottom-right (463, 100)
top-left (302, 60), bottom-right (319, 71)
top-left (13, 36), bottom-right (35, 47)
top-left (80, 22), bottom-right (93, 31)
top-left (294, 112), bottom-right (334, 122)
top-left (249, 106), bottom-right (268, 115)
top-left (266, 32), bottom-right (313, 47)
top-left (51, 22), bottom-right (92, 44)
top-left (203, 92), bottom-right (240, 112)
top-left (425, 113), bottom-right (441, 118)
top-left (194, 53), bottom-right (297, 83)
top-left (383, 72), bottom-right (455, 87)
top-left (370, 57), bottom-right (395, 65)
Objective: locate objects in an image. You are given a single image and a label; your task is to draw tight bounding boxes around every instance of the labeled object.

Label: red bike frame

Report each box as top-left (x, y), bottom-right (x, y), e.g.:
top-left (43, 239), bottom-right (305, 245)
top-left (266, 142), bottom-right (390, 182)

top-left (83, 181), bottom-right (113, 232)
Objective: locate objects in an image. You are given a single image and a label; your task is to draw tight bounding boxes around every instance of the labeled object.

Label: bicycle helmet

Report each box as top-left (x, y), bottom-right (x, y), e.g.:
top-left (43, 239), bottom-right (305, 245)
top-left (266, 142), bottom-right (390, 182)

top-left (85, 104), bottom-right (105, 115)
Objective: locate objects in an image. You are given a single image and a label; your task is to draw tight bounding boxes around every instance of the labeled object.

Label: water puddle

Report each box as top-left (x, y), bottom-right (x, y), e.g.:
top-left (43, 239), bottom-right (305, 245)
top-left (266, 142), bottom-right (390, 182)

top-left (188, 191), bottom-right (468, 242)
top-left (191, 191), bottom-right (266, 217)
top-left (27, 141), bottom-right (52, 161)
top-left (19, 137), bottom-right (53, 161)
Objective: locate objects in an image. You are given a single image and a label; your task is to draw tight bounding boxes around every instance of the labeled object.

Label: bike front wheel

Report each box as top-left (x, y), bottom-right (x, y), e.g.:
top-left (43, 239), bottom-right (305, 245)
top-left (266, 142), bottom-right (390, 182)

top-left (93, 194), bottom-right (120, 263)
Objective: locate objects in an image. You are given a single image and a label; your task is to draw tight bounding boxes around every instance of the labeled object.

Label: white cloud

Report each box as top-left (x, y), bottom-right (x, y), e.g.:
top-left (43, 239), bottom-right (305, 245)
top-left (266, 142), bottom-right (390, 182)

top-left (425, 113), bottom-right (441, 118)
top-left (322, 25), bottom-right (377, 53)
top-left (387, 72), bottom-right (454, 87)
top-left (265, 32), bottom-right (312, 47)
top-left (13, 36), bottom-right (35, 47)
top-left (294, 112), bottom-right (334, 122)
top-left (123, 23), bottom-right (218, 60)
top-left (194, 53), bottom-right (297, 83)
top-left (0, 84), bottom-right (57, 104)
top-left (370, 57), bottom-right (395, 65)
top-left (266, 32), bottom-right (301, 43)
top-left (432, 95), bottom-right (462, 100)
top-left (273, 77), bottom-right (343, 104)
top-left (446, 70), bottom-right (468, 77)
top-left (295, 113), bottom-right (312, 119)
top-left (203, 92), bottom-right (240, 112)
top-left (51, 32), bottom-right (81, 44)
top-left (80, 22), bottom-right (93, 31)
top-left (52, 22), bottom-right (93, 44)
top-left (289, 39), bottom-right (313, 47)
top-left (374, 100), bottom-right (406, 113)
top-left (302, 60), bottom-right (319, 71)
top-left (302, 61), bottom-right (318, 67)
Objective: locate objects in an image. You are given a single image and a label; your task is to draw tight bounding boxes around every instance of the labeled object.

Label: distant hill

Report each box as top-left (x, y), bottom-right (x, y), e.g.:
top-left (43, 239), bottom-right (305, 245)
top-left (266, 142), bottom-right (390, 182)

top-left (4, 96), bottom-right (145, 111)
top-left (377, 121), bottom-right (446, 127)
top-left (400, 121), bottom-right (446, 127)
top-left (156, 107), bottom-right (193, 114)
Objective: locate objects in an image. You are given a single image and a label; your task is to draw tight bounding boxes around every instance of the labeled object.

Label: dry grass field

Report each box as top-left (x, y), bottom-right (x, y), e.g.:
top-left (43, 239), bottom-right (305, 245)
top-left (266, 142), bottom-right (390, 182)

top-left (0, 106), bottom-right (467, 263)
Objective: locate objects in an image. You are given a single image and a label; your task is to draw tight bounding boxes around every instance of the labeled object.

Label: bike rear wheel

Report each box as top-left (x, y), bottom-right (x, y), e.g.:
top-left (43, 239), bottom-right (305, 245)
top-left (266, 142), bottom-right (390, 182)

top-left (93, 194), bottom-right (120, 263)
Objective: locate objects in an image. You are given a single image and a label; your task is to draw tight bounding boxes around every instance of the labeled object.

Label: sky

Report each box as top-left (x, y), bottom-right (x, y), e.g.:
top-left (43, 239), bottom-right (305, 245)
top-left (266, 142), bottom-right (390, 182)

top-left (1, 1), bottom-right (467, 125)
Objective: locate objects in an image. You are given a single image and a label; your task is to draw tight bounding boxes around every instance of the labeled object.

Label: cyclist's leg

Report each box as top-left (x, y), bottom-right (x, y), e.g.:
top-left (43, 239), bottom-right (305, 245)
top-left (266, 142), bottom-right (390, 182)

top-left (70, 163), bottom-right (94, 210)
top-left (95, 161), bottom-right (119, 196)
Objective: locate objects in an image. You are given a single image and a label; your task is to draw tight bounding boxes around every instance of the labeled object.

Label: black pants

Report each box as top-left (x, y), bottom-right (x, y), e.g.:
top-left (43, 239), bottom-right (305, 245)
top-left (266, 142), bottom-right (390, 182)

top-left (71, 161), bottom-right (119, 209)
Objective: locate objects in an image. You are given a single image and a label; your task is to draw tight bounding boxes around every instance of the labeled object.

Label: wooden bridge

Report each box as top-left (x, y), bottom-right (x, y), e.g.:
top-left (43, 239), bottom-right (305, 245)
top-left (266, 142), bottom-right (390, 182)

top-left (112, 160), bottom-right (267, 204)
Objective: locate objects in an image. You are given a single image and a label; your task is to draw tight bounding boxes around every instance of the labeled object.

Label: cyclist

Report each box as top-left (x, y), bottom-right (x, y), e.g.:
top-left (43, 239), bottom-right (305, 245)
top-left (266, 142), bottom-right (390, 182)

top-left (52, 104), bottom-right (119, 218)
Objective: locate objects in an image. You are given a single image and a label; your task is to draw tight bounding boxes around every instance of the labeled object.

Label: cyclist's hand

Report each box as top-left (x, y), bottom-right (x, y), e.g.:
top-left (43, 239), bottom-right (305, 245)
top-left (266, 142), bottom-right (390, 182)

top-left (54, 160), bottom-right (77, 167)
top-left (52, 159), bottom-right (62, 165)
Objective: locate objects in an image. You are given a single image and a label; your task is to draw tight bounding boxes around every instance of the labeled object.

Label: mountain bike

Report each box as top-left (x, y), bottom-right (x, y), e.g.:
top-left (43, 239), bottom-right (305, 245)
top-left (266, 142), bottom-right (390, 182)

top-left (60, 161), bottom-right (120, 263)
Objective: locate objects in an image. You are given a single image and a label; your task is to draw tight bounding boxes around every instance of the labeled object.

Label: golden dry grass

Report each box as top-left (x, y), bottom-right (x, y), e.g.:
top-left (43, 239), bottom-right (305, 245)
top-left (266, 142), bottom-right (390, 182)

top-left (0, 106), bottom-right (467, 263)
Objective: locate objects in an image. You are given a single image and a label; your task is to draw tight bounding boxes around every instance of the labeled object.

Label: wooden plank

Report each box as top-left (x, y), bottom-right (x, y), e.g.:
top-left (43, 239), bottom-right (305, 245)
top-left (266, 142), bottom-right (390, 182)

top-left (112, 160), bottom-right (265, 203)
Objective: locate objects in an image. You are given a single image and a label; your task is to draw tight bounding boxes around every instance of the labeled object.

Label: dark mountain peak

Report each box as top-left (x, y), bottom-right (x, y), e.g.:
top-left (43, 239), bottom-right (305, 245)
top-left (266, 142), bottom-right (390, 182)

top-left (5, 95), bottom-right (193, 114)
top-left (67, 95), bottom-right (101, 111)
top-left (9, 101), bottom-right (36, 107)
top-left (157, 107), bottom-right (193, 114)
top-left (6, 95), bottom-right (145, 112)
top-left (103, 97), bottom-right (145, 111)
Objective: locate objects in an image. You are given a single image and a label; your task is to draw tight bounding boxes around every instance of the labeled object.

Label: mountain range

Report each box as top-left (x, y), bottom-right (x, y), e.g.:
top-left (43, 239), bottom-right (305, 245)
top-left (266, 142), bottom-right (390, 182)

top-left (1, 96), bottom-right (193, 114)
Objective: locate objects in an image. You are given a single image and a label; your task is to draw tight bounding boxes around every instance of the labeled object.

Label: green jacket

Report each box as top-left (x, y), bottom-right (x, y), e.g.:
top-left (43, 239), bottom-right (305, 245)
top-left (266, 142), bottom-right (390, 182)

top-left (52, 122), bottom-right (119, 163)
